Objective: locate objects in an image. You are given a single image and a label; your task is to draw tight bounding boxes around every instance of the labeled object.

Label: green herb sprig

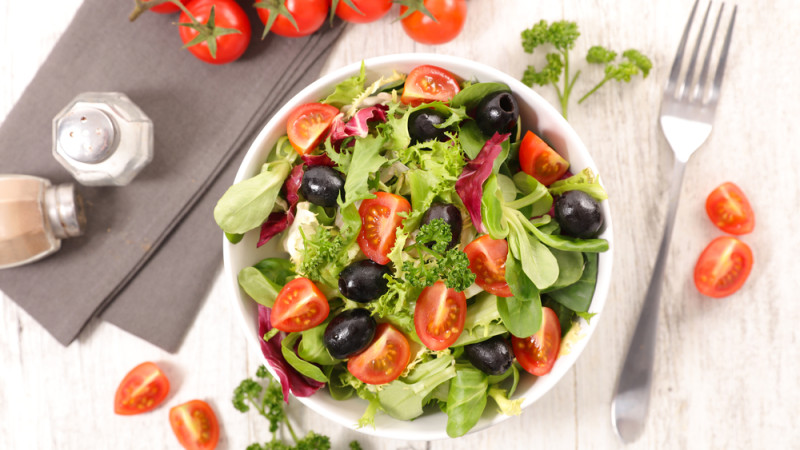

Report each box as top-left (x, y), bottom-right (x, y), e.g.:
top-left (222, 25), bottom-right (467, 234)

top-left (520, 20), bottom-right (652, 119)
top-left (233, 365), bottom-right (362, 450)
top-left (401, 219), bottom-right (475, 292)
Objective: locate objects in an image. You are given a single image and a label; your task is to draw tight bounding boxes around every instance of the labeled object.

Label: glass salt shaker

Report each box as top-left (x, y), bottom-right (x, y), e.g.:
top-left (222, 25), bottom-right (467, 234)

top-left (52, 92), bottom-right (153, 186)
top-left (0, 175), bottom-right (86, 269)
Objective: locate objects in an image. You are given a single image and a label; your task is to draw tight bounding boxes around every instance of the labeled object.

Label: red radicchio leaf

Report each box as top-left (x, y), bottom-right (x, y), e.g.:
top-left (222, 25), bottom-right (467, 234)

top-left (455, 132), bottom-right (510, 234)
top-left (300, 153), bottom-right (336, 167)
top-left (257, 164), bottom-right (304, 247)
top-left (329, 105), bottom-right (389, 148)
top-left (257, 305), bottom-right (325, 403)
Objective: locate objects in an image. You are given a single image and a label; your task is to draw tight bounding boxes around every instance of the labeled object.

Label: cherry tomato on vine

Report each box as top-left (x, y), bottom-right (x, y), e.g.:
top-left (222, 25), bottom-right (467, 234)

top-left (518, 131), bottom-right (569, 186)
top-left (256, 0), bottom-right (328, 38)
top-left (357, 192), bottom-right (412, 265)
top-left (335, 0), bottom-right (393, 23)
top-left (400, 64), bottom-right (461, 106)
top-left (400, 0), bottom-right (467, 45)
top-left (464, 235), bottom-right (513, 297)
top-left (705, 182), bottom-right (755, 235)
top-left (286, 103), bottom-right (340, 154)
top-left (169, 400), bottom-right (219, 450)
top-left (414, 281), bottom-right (467, 350)
top-left (271, 277), bottom-right (330, 332)
top-left (178, 0), bottom-right (251, 65)
top-left (147, 0), bottom-right (188, 14)
top-left (113, 362), bottom-right (170, 415)
top-left (512, 307), bottom-right (561, 376)
top-left (694, 236), bottom-right (753, 298)
top-left (347, 323), bottom-right (411, 385)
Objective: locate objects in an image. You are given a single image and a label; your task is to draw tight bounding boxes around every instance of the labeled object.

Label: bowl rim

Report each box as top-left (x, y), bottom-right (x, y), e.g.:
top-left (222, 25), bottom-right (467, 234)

top-left (222, 53), bottom-right (614, 441)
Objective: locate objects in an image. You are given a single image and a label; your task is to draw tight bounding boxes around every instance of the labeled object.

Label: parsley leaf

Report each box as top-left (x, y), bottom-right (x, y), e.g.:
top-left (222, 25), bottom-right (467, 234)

top-left (401, 219), bottom-right (476, 292)
top-left (234, 365), bottom-right (362, 449)
top-left (579, 47), bottom-right (653, 104)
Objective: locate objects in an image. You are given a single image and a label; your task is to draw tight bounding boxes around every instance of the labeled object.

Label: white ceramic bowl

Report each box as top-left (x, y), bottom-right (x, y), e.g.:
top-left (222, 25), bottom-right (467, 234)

top-left (223, 53), bottom-right (614, 441)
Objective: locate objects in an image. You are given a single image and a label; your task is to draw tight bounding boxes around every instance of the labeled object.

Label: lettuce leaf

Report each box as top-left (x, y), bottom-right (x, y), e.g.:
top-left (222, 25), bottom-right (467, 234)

top-left (322, 61), bottom-right (366, 107)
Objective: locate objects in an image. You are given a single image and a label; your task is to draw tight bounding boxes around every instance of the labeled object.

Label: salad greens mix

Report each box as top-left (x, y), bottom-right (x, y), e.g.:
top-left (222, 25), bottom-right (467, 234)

top-left (215, 61), bottom-right (610, 437)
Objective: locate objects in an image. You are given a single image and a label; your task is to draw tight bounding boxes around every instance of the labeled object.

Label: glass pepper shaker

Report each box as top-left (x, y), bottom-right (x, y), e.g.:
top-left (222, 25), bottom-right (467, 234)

top-left (0, 175), bottom-right (86, 269)
top-left (52, 92), bottom-right (153, 186)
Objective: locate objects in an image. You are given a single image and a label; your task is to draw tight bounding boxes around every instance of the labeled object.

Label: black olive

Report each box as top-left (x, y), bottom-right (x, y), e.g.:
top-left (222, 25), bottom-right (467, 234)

top-left (323, 308), bottom-right (377, 359)
top-left (338, 260), bottom-right (392, 302)
top-left (474, 91), bottom-right (519, 137)
top-left (554, 190), bottom-right (603, 238)
top-left (408, 109), bottom-right (449, 144)
top-left (300, 166), bottom-right (345, 208)
top-left (464, 335), bottom-right (515, 376)
top-left (421, 202), bottom-right (462, 250)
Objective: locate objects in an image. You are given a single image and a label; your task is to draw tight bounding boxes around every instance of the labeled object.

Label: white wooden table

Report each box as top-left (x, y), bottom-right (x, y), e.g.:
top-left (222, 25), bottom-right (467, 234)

top-left (2, 1), bottom-right (799, 449)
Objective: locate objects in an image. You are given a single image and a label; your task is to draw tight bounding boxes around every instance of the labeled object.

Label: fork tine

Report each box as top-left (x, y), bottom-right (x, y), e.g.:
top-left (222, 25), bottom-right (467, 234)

top-left (708, 5), bottom-right (737, 104)
top-left (679, 2), bottom-right (713, 101)
top-left (692, 4), bottom-right (725, 103)
top-left (665, 0), bottom-right (701, 97)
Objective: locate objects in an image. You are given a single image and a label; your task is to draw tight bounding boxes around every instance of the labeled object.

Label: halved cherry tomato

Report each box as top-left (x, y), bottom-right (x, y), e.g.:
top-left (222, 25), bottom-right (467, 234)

top-left (414, 281), bottom-right (467, 350)
top-left (114, 362), bottom-right (170, 415)
top-left (512, 307), bottom-right (561, 376)
top-left (400, 0), bottom-right (467, 45)
top-left (694, 236), bottom-right (753, 298)
top-left (286, 103), bottom-right (340, 155)
top-left (169, 400), bottom-right (219, 450)
top-left (357, 192), bottom-right (412, 265)
top-left (347, 323), bottom-right (410, 385)
top-left (178, 0), bottom-right (251, 65)
top-left (271, 277), bottom-right (330, 332)
top-left (400, 64), bottom-right (461, 106)
top-left (518, 131), bottom-right (570, 186)
top-left (335, 0), bottom-right (392, 23)
top-left (257, 0), bottom-right (328, 38)
top-left (705, 182), bottom-right (755, 235)
top-left (464, 235), bottom-right (512, 297)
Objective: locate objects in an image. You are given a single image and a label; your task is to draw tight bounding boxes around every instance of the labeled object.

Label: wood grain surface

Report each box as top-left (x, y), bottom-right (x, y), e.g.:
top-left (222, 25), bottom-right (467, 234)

top-left (2, 1), bottom-right (799, 449)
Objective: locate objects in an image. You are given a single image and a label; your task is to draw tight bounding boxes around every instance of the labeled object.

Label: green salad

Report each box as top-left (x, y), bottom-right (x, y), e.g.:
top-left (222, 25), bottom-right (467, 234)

top-left (214, 62), bottom-right (610, 437)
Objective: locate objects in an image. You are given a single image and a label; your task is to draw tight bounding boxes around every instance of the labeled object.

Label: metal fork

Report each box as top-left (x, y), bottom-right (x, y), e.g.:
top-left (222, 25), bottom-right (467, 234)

top-left (611, 1), bottom-right (737, 443)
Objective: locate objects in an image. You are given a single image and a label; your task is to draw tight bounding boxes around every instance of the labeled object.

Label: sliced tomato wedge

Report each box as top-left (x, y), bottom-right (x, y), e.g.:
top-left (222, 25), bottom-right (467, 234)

top-left (518, 131), bottom-right (569, 186)
top-left (357, 192), bottom-right (412, 265)
top-left (286, 103), bottom-right (340, 155)
top-left (512, 307), bottom-right (561, 376)
top-left (169, 400), bottom-right (219, 450)
top-left (271, 277), bottom-right (330, 332)
top-left (414, 281), bottom-right (467, 351)
top-left (347, 323), bottom-right (411, 385)
top-left (694, 236), bottom-right (753, 298)
top-left (464, 235), bottom-right (513, 297)
top-left (113, 361), bottom-right (170, 415)
top-left (400, 64), bottom-right (461, 106)
top-left (706, 182), bottom-right (755, 235)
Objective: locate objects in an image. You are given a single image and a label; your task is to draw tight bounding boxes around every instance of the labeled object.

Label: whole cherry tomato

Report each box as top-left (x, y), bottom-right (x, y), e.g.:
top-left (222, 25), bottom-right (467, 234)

top-left (256, 0), bottom-right (329, 38)
top-left (335, 0), bottom-right (393, 23)
top-left (178, 0), bottom-right (251, 65)
top-left (400, 0), bottom-right (467, 45)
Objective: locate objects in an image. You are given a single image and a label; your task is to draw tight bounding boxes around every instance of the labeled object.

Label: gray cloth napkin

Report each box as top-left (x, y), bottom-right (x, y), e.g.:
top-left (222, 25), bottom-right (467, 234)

top-left (0, 0), bottom-right (345, 352)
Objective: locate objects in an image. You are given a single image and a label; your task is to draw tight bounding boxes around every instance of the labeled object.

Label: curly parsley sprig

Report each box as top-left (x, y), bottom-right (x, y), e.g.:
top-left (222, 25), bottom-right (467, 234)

top-left (233, 365), bottom-right (362, 450)
top-left (520, 20), bottom-right (652, 119)
top-left (401, 219), bottom-right (475, 292)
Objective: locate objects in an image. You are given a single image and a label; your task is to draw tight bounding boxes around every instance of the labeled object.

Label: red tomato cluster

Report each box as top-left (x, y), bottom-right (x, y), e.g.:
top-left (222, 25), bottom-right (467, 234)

top-left (694, 182), bottom-right (755, 298)
top-left (136, 0), bottom-right (468, 64)
top-left (114, 362), bottom-right (219, 449)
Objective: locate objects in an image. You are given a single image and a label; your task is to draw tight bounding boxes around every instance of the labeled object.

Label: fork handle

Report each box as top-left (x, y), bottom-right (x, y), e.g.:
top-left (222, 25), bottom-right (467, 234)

top-left (611, 158), bottom-right (687, 443)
